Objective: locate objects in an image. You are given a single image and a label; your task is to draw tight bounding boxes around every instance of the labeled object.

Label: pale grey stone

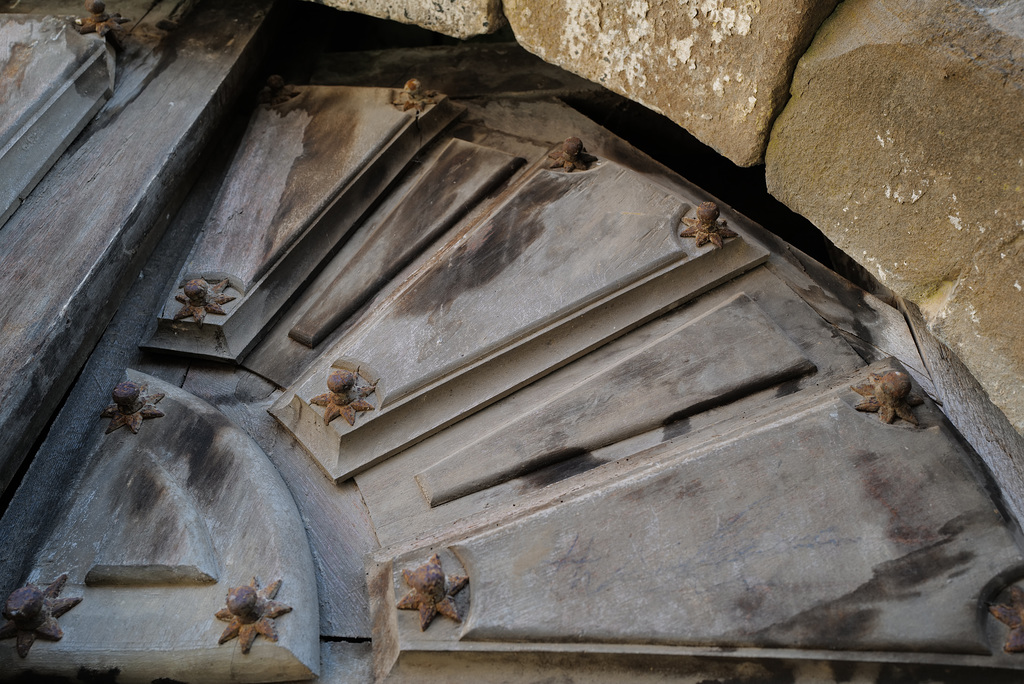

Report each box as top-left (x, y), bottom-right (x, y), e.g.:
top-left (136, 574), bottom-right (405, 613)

top-left (304, 0), bottom-right (504, 38)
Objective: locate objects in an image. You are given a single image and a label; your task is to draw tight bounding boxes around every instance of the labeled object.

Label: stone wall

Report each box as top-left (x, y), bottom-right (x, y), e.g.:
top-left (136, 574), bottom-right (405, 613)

top-left (304, 0), bottom-right (1024, 434)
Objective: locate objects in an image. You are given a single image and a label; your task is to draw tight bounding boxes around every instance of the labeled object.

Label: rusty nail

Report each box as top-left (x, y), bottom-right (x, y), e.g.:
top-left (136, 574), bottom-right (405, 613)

top-left (309, 369), bottom-right (376, 427)
top-left (258, 75), bottom-right (299, 107)
top-left (679, 201), bottom-right (739, 249)
top-left (396, 554), bottom-right (468, 631)
top-left (74, 0), bottom-right (130, 49)
top-left (100, 379), bottom-right (164, 434)
top-left (0, 574), bottom-right (82, 658)
top-left (851, 370), bottom-right (924, 426)
top-left (393, 78), bottom-right (440, 112)
top-left (215, 578), bottom-right (292, 654)
top-left (547, 136), bottom-right (597, 172)
top-left (991, 585), bottom-right (1024, 653)
top-left (172, 278), bottom-right (235, 327)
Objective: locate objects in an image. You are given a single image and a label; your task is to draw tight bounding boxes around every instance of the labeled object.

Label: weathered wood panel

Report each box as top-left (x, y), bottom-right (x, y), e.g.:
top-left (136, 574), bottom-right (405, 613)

top-left (289, 138), bottom-right (525, 348)
top-left (355, 266), bottom-right (866, 548)
top-left (272, 155), bottom-right (768, 483)
top-left (370, 362), bottom-right (1024, 675)
top-left (0, 372), bottom-right (319, 682)
top-left (0, 0), bottom-right (272, 496)
top-left (144, 87), bottom-right (463, 362)
top-left (0, 15), bottom-right (113, 227)
top-left (181, 363), bottom-right (380, 640)
top-left (416, 293), bottom-right (816, 506)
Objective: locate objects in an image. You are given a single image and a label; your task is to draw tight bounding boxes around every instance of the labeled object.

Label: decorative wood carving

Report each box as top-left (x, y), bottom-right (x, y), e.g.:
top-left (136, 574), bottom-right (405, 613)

top-left (272, 155), bottom-right (769, 483)
top-left (143, 85), bottom-right (463, 362)
top-left (0, 371), bottom-right (319, 681)
top-left (0, 15), bottom-right (113, 227)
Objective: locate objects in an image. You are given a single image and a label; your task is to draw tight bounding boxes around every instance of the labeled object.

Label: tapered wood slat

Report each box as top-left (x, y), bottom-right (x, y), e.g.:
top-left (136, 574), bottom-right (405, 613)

top-left (0, 371), bottom-right (319, 682)
top-left (143, 86), bottom-right (464, 362)
top-left (271, 155), bottom-right (768, 483)
top-left (288, 138), bottom-right (525, 348)
top-left (415, 293), bottom-right (816, 507)
top-left (0, 0), bottom-right (273, 496)
top-left (0, 15), bottom-right (113, 227)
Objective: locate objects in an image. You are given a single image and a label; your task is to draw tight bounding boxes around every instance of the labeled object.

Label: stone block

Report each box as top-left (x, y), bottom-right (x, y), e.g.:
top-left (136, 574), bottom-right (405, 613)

top-left (765, 0), bottom-right (1024, 433)
top-left (305, 0), bottom-right (503, 38)
top-left (502, 0), bottom-right (840, 166)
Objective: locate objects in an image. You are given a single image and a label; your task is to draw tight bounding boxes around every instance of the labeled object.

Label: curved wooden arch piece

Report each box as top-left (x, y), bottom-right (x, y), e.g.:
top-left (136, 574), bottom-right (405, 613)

top-left (2, 371), bottom-right (319, 683)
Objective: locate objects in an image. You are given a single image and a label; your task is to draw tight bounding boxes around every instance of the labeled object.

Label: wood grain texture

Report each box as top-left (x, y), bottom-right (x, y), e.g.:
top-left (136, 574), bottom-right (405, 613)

top-left (0, 0), bottom-right (273, 495)
top-left (355, 266), bottom-right (866, 548)
top-left (289, 138), bottom-right (525, 348)
top-left (144, 91), bottom-right (464, 362)
top-left (373, 362), bottom-right (1023, 664)
top-left (416, 293), bottom-right (816, 506)
top-left (901, 298), bottom-right (1024, 528)
top-left (0, 15), bottom-right (113, 226)
top-left (0, 372), bottom-right (320, 682)
top-left (182, 363), bottom-right (380, 640)
top-left (271, 149), bottom-right (769, 483)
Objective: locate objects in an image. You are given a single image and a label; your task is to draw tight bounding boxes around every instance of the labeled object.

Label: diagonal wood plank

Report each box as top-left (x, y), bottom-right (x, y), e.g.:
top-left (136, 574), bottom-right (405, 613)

top-left (0, 0), bottom-right (273, 495)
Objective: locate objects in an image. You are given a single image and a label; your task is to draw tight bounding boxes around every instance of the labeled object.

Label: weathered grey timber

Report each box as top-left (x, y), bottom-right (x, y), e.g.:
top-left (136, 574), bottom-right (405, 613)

top-left (289, 138), bottom-right (525, 348)
top-left (369, 360), bottom-right (1024, 678)
top-left (0, 372), bottom-right (319, 682)
top-left (416, 293), bottom-right (816, 506)
top-left (0, 0), bottom-right (272, 496)
top-left (0, 15), bottom-right (113, 227)
top-left (271, 155), bottom-right (768, 483)
top-left (144, 86), bottom-right (463, 362)
top-left (355, 266), bottom-right (867, 548)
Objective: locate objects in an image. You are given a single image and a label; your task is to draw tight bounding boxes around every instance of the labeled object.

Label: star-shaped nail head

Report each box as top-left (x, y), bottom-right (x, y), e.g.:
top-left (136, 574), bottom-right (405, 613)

top-left (396, 554), bottom-right (468, 631)
top-left (851, 370), bottom-right (924, 426)
top-left (547, 136), bottom-right (597, 172)
top-left (991, 585), bottom-right (1024, 653)
top-left (74, 0), bottom-right (130, 48)
top-left (0, 574), bottom-right (82, 658)
top-left (393, 78), bottom-right (440, 112)
top-left (309, 369), bottom-right (377, 427)
top-left (679, 201), bottom-right (738, 249)
top-left (100, 380), bottom-right (165, 434)
top-left (173, 278), bottom-right (236, 327)
top-left (215, 578), bottom-right (292, 654)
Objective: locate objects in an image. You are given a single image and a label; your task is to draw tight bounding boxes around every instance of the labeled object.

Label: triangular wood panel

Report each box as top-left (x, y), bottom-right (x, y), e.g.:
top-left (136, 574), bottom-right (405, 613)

top-left (369, 361), bottom-right (1024, 676)
top-left (0, 15), bottom-right (113, 227)
top-left (143, 85), bottom-right (463, 362)
top-left (0, 371), bottom-right (319, 682)
top-left (272, 154), bottom-right (769, 482)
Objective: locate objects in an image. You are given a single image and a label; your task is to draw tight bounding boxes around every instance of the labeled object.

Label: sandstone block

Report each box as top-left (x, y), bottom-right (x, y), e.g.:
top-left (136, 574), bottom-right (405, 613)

top-left (502, 0), bottom-right (839, 166)
top-left (306, 0), bottom-right (503, 38)
top-left (766, 0), bottom-right (1024, 432)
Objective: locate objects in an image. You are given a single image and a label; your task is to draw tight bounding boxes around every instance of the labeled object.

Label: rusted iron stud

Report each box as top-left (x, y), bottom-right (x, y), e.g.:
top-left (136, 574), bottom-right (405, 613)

top-left (991, 585), bottom-right (1024, 653)
top-left (679, 201), bottom-right (738, 249)
top-left (215, 577), bottom-right (292, 654)
top-left (547, 136), bottom-right (597, 172)
top-left (396, 553), bottom-right (468, 631)
top-left (74, 0), bottom-right (130, 48)
top-left (0, 574), bottom-right (82, 658)
top-left (393, 78), bottom-right (440, 113)
top-left (173, 278), bottom-right (235, 327)
top-left (310, 369), bottom-right (376, 427)
top-left (851, 370), bottom-right (923, 426)
top-left (258, 75), bottom-right (299, 107)
top-left (100, 379), bottom-right (164, 434)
